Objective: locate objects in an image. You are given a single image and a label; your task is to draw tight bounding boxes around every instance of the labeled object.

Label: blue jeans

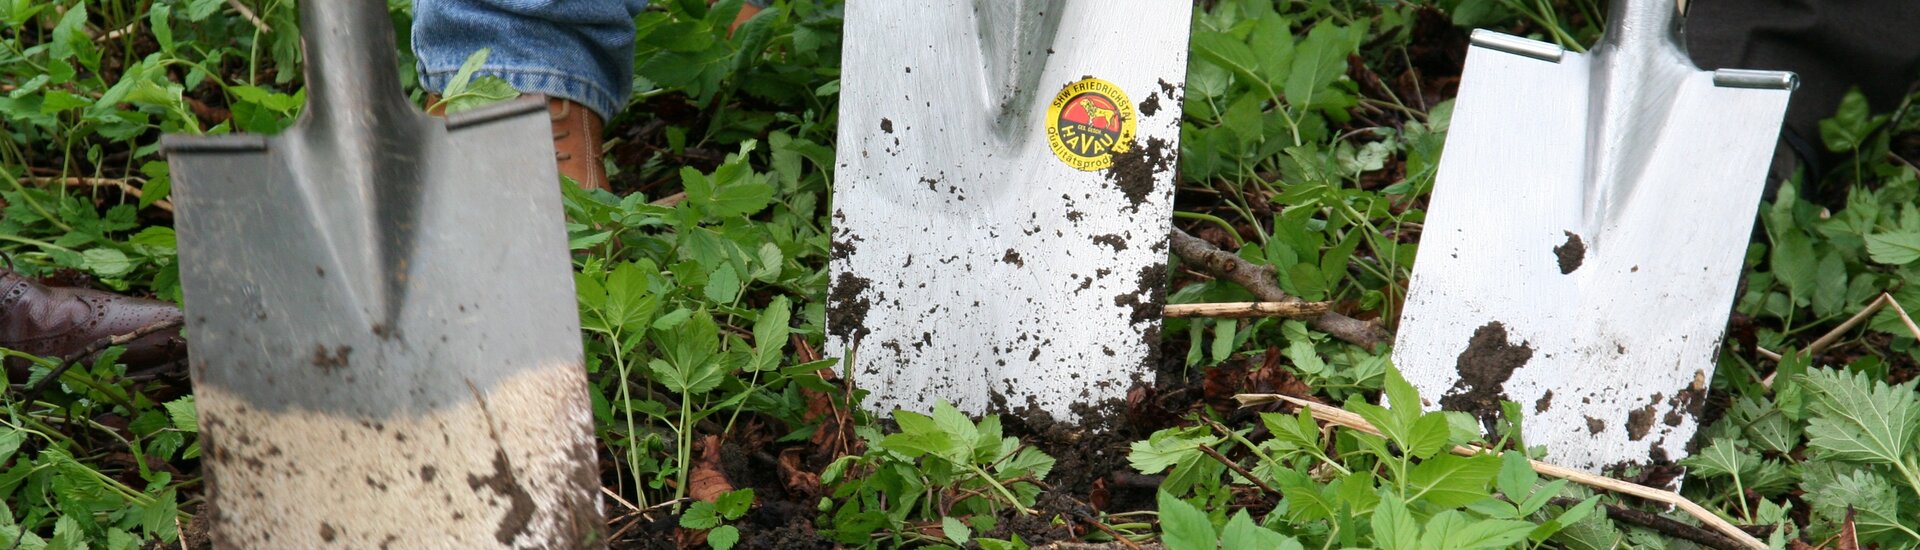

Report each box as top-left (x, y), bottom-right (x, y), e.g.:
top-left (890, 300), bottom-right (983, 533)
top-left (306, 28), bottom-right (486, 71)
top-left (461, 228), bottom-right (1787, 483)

top-left (413, 0), bottom-right (651, 120)
top-left (412, 1), bottom-right (772, 120)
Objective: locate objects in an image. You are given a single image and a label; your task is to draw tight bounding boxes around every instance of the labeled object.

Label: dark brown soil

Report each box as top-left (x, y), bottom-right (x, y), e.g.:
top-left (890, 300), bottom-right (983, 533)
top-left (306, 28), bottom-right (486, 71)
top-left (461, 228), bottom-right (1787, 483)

top-left (1138, 92), bottom-right (1161, 117)
top-left (826, 272), bottom-right (874, 342)
top-left (1104, 137), bottom-right (1173, 211)
top-left (1554, 231), bottom-right (1585, 274)
top-left (1441, 322), bottom-right (1534, 434)
top-left (1626, 399), bottom-right (1658, 441)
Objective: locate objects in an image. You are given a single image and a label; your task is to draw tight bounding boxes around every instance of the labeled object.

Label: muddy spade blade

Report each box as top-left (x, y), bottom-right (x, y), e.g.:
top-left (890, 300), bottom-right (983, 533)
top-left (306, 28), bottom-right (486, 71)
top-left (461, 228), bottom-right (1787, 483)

top-left (161, 1), bottom-right (599, 546)
top-left (829, 0), bottom-right (1191, 421)
top-left (1393, 0), bottom-right (1794, 472)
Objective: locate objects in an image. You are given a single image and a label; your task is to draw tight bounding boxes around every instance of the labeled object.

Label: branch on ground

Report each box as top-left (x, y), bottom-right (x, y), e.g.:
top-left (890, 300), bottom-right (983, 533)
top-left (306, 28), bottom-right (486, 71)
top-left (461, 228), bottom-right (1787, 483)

top-left (1168, 228), bottom-right (1391, 350)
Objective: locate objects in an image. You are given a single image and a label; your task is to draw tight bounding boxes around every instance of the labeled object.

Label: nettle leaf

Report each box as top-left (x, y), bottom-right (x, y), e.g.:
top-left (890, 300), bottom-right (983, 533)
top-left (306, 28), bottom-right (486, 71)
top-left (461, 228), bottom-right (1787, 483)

top-left (1404, 453), bottom-right (1500, 508)
top-left (1804, 468), bottom-right (1911, 545)
top-left (1798, 368), bottom-right (1920, 466)
top-left (1157, 491), bottom-right (1215, 550)
top-left (1679, 438), bottom-right (1757, 479)
top-left (1863, 231), bottom-right (1920, 265)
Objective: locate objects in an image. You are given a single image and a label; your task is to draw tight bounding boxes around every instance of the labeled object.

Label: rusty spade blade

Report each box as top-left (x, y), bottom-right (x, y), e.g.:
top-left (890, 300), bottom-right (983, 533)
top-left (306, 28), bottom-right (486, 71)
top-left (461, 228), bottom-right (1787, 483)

top-left (161, 1), bottom-right (599, 546)
top-left (829, 0), bottom-right (1192, 422)
top-left (1393, 0), bottom-right (1795, 472)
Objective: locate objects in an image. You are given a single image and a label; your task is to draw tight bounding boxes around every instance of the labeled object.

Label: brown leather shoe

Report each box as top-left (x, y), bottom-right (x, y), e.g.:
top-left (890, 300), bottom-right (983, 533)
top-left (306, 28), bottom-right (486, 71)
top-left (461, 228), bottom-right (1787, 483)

top-left (1, 268), bottom-right (185, 370)
top-left (426, 94), bottom-right (609, 191)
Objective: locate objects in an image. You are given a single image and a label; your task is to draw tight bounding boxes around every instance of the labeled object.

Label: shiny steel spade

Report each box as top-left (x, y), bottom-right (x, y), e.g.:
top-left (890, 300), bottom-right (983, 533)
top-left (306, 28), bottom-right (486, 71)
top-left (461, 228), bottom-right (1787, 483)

top-left (1394, 0), bottom-right (1794, 472)
top-left (162, 1), bottom-right (599, 546)
top-left (829, 0), bottom-right (1192, 421)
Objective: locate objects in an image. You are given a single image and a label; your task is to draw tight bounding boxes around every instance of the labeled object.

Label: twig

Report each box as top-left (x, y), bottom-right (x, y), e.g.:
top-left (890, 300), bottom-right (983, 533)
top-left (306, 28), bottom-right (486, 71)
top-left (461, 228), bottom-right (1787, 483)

top-left (1760, 293), bottom-right (1920, 388)
top-left (225, 0), bottom-right (272, 34)
top-left (1162, 301), bottom-right (1331, 319)
top-left (17, 319), bottom-right (184, 406)
top-left (1548, 497), bottom-right (1747, 550)
top-left (1195, 444), bottom-right (1281, 497)
top-left (23, 176), bottom-right (174, 212)
top-left (1233, 392), bottom-right (1768, 550)
top-left (94, 21), bottom-right (140, 42)
top-left (1168, 229), bottom-right (1390, 349)
top-left (651, 191), bottom-right (687, 207)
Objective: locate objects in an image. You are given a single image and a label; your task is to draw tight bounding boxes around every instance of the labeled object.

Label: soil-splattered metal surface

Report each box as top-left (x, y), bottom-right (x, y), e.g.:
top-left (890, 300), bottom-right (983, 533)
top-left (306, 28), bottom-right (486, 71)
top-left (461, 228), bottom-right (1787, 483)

top-left (829, 1), bottom-right (1192, 421)
top-left (1392, 29), bottom-right (1793, 471)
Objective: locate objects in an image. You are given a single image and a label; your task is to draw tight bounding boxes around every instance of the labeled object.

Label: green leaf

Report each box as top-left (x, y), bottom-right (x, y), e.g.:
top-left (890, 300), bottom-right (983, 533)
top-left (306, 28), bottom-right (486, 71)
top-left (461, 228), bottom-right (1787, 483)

top-left (1371, 497), bottom-right (1419, 550)
top-left (1261, 410), bottom-right (1320, 451)
top-left (1798, 368), bottom-right (1920, 466)
top-left (716, 488), bottom-right (754, 520)
top-left (703, 262), bottom-right (741, 303)
top-left (1128, 426), bottom-right (1211, 474)
top-left (753, 296), bottom-right (792, 355)
top-left (1422, 511), bottom-right (1537, 549)
top-left (680, 500), bottom-right (722, 529)
top-left (443, 48), bottom-right (492, 97)
top-left (1678, 438), bottom-right (1757, 479)
top-left (707, 525), bottom-right (740, 550)
top-left (150, 4), bottom-right (174, 54)
top-left (1864, 231), bottom-right (1920, 265)
top-left (1157, 491), bottom-right (1216, 550)
top-left (1190, 32), bottom-right (1266, 92)
top-left (1804, 468), bottom-right (1911, 545)
top-left (1404, 453), bottom-right (1501, 508)
top-left (83, 248), bottom-right (133, 277)
top-left (1495, 451), bottom-right (1538, 501)
top-left (1285, 23), bottom-right (1359, 111)
top-left (942, 516), bottom-right (972, 545)
top-left (1818, 89), bottom-right (1885, 153)
top-left (1223, 509), bottom-right (1298, 550)
top-left (443, 76), bottom-right (520, 114)
top-left (165, 397), bottom-right (198, 433)
top-left (1531, 495), bottom-right (1600, 542)
top-left (1770, 231), bottom-right (1817, 297)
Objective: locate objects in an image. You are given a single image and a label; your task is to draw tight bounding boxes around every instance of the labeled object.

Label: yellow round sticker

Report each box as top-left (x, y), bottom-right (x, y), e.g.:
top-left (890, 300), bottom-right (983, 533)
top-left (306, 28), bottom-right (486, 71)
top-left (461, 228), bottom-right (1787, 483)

top-left (1045, 78), bottom-right (1136, 171)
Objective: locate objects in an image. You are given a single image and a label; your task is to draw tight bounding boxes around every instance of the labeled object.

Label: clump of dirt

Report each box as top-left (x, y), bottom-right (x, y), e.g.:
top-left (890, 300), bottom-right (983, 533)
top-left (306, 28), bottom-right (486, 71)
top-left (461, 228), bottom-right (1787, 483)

top-left (736, 501), bottom-right (830, 550)
top-left (1533, 390), bottom-right (1553, 413)
top-left (1441, 322), bottom-right (1534, 434)
top-left (1091, 234), bottom-right (1128, 251)
top-left (1553, 231), bottom-right (1585, 274)
top-left (827, 272), bottom-right (873, 342)
top-left (1585, 416), bottom-right (1605, 434)
top-left (1138, 92), bottom-right (1161, 117)
top-left (880, 118), bottom-right (893, 133)
top-left (995, 398), bottom-right (1134, 500)
top-left (1003, 249), bottom-right (1025, 267)
top-left (1104, 137), bottom-right (1172, 210)
top-left (1112, 263), bottom-right (1167, 326)
top-left (1626, 398), bottom-right (1659, 441)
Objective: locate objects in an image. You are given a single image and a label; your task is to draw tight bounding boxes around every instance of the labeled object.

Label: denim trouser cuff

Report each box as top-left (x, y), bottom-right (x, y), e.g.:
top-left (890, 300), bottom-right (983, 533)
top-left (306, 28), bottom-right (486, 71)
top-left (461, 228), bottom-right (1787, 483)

top-left (418, 66), bottom-right (626, 123)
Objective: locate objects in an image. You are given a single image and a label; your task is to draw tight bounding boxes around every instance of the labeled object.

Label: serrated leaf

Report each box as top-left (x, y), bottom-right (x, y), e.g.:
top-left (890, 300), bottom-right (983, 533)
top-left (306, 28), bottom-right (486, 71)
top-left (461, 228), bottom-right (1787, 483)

top-left (1157, 491), bottom-right (1215, 550)
top-left (1798, 368), bottom-right (1920, 466)
top-left (1804, 468), bottom-right (1912, 545)
top-left (679, 500), bottom-right (722, 529)
top-left (1371, 497), bottom-right (1419, 550)
top-left (706, 524), bottom-right (739, 550)
top-left (716, 488), bottom-right (754, 520)
top-left (1495, 451), bottom-right (1537, 501)
top-left (1128, 427), bottom-right (1211, 474)
top-left (1285, 23), bottom-right (1359, 111)
top-left (1864, 231), bottom-right (1920, 265)
top-left (703, 262), bottom-right (741, 303)
top-left (165, 397), bottom-right (197, 433)
top-left (1404, 453), bottom-right (1500, 508)
top-left (1422, 510), bottom-right (1536, 550)
top-left (1679, 438), bottom-right (1757, 479)
top-left (942, 516), bottom-right (971, 545)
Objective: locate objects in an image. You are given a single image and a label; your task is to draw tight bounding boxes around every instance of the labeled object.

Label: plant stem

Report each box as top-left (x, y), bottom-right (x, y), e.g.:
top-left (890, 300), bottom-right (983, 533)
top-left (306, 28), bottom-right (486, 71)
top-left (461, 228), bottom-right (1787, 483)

top-left (966, 462), bottom-right (1033, 515)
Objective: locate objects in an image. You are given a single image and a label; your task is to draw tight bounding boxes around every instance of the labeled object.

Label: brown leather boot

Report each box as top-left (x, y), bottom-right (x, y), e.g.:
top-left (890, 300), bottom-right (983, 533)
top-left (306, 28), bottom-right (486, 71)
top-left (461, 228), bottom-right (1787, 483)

top-left (1, 268), bottom-right (185, 370)
top-left (425, 94), bottom-right (609, 191)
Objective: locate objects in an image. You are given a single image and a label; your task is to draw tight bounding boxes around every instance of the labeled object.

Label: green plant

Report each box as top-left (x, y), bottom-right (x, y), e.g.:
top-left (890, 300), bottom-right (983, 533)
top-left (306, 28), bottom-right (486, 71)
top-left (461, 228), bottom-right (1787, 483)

top-left (680, 488), bottom-right (755, 550)
top-left (819, 400), bottom-right (1055, 547)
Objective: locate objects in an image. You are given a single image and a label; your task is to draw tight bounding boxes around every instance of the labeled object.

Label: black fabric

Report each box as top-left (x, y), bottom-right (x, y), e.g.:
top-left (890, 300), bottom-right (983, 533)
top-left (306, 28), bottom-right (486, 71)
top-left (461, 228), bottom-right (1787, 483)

top-left (1686, 0), bottom-right (1920, 161)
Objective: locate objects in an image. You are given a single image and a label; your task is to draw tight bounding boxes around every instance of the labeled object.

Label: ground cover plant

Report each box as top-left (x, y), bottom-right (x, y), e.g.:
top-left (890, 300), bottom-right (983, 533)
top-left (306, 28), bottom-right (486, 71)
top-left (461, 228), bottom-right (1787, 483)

top-left (1, 0), bottom-right (1918, 548)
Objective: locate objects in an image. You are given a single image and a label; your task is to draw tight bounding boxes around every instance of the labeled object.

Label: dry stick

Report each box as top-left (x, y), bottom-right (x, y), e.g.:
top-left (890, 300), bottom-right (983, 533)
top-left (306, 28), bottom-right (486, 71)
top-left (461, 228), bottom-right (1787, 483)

top-left (1195, 444), bottom-right (1282, 497)
top-left (1546, 497), bottom-right (1748, 550)
top-left (1232, 393), bottom-right (1768, 550)
top-left (17, 319), bottom-right (184, 406)
top-left (1162, 301), bottom-right (1331, 319)
top-left (24, 176), bottom-right (175, 212)
top-left (225, 0), bottom-right (273, 34)
top-left (1168, 229), bottom-right (1389, 349)
top-left (1759, 293), bottom-right (1920, 388)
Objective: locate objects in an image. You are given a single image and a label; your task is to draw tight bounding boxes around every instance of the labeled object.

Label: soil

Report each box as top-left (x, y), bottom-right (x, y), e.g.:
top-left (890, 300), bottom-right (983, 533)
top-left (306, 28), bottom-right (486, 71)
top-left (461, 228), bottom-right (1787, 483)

top-left (1104, 137), bottom-right (1173, 211)
top-left (826, 272), bottom-right (874, 342)
top-left (1440, 322), bottom-right (1534, 434)
top-left (1138, 92), bottom-right (1161, 117)
top-left (1553, 231), bottom-right (1585, 274)
top-left (1625, 398), bottom-right (1658, 441)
